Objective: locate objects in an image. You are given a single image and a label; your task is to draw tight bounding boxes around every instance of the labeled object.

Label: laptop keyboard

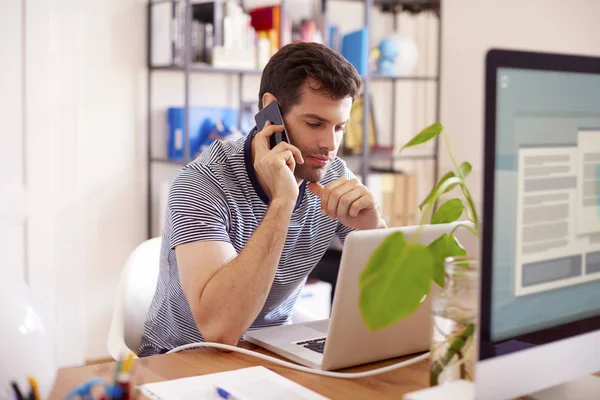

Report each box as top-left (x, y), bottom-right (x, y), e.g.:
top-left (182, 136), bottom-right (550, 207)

top-left (295, 337), bottom-right (326, 354)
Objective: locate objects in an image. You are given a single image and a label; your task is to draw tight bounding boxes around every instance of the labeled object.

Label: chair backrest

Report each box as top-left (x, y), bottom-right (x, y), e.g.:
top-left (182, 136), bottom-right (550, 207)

top-left (122, 237), bottom-right (162, 352)
top-left (108, 237), bottom-right (161, 358)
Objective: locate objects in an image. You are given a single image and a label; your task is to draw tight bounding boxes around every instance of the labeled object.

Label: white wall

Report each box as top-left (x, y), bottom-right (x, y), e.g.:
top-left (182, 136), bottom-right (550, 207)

top-left (440, 0), bottom-right (600, 212)
top-left (2, 0), bottom-right (149, 364)
top-left (78, 0), bottom-right (147, 360)
top-left (0, 0), bottom-right (26, 281)
top-left (1, 0), bottom-right (102, 367)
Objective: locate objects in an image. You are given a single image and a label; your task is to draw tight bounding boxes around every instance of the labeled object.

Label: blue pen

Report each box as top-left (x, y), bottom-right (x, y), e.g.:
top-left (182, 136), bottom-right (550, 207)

top-left (215, 386), bottom-right (251, 400)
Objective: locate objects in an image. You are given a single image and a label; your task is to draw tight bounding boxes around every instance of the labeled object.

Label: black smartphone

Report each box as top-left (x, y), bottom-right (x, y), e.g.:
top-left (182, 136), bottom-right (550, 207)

top-left (254, 101), bottom-right (289, 149)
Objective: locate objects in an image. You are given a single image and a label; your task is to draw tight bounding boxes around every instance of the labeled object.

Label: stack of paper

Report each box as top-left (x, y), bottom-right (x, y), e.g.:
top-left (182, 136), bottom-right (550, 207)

top-left (139, 366), bottom-right (330, 400)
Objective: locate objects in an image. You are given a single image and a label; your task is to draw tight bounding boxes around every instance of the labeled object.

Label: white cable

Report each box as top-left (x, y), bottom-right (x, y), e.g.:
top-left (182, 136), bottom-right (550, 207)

top-left (166, 342), bottom-right (430, 379)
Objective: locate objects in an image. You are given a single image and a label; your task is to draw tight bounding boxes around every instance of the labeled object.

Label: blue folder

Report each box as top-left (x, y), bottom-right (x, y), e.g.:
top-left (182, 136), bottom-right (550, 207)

top-left (341, 28), bottom-right (368, 77)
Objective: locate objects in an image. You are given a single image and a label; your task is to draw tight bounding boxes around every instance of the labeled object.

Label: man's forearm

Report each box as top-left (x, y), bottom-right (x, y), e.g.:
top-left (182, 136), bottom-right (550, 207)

top-left (196, 199), bottom-right (294, 344)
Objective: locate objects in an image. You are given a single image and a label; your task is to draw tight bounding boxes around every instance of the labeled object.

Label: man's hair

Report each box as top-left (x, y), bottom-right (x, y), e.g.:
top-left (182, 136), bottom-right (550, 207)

top-left (258, 42), bottom-right (362, 115)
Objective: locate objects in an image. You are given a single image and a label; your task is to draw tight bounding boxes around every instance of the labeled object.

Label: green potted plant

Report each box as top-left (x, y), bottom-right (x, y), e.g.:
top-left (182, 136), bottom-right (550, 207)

top-left (358, 122), bottom-right (481, 385)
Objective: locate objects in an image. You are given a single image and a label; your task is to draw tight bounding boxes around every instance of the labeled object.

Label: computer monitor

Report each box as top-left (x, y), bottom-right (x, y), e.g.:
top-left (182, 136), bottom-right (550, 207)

top-left (476, 49), bottom-right (600, 399)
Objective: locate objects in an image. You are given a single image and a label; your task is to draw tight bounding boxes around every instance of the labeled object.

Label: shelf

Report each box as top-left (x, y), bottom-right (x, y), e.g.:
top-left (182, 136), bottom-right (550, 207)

top-left (340, 153), bottom-right (436, 161)
top-left (371, 74), bottom-right (439, 82)
top-left (150, 65), bottom-right (263, 75)
top-left (150, 65), bottom-right (438, 82)
top-left (337, 0), bottom-right (439, 6)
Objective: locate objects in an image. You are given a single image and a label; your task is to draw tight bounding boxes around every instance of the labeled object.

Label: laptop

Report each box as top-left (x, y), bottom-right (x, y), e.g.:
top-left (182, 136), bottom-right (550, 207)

top-left (243, 221), bottom-right (478, 371)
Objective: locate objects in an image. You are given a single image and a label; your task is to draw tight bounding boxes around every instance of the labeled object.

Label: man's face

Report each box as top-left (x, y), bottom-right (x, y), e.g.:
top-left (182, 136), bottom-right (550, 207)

top-left (280, 78), bottom-right (353, 183)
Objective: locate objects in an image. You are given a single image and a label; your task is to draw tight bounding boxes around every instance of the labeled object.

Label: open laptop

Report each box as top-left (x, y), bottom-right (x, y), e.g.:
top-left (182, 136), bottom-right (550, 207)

top-left (244, 221), bottom-right (478, 371)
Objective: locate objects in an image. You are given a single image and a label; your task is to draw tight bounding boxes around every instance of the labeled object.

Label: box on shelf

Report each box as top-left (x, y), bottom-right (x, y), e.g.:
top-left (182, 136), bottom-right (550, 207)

top-left (167, 107), bottom-right (242, 161)
top-left (379, 172), bottom-right (418, 227)
top-left (150, 1), bottom-right (183, 66)
top-left (211, 46), bottom-right (255, 70)
top-left (249, 5), bottom-right (282, 56)
top-left (150, 1), bottom-right (258, 68)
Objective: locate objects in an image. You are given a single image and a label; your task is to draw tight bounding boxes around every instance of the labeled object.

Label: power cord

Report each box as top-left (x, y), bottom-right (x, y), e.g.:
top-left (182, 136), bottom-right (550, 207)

top-left (166, 342), bottom-right (430, 379)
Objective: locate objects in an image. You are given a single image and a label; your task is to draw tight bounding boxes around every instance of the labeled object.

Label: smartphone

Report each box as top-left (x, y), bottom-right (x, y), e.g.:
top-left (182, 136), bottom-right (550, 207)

top-left (254, 101), bottom-right (289, 149)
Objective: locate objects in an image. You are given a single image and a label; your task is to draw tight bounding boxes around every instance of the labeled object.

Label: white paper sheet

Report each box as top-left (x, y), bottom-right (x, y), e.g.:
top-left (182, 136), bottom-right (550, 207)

top-left (576, 130), bottom-right (600, 235)
top-left (139, 366), bottom-right (330, 400)
top-left (515, 144), bottom-right (600, 296)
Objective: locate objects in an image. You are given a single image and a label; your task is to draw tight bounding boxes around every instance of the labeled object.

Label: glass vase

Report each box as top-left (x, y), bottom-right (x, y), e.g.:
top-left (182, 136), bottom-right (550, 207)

top-left (429, 256), bottom-right (478, 386)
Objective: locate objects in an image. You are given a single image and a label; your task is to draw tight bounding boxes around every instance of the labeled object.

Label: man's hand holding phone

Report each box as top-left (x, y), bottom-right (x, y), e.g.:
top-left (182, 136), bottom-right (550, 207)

top-left (308, 178), bottom-right (386, 230)
top-left (254, 121), bottom-right (304, 206)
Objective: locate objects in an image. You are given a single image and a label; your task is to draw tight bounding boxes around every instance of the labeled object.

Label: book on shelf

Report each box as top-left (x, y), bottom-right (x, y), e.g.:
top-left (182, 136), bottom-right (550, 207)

top-left (150, 1), bottom-right (295, 70)
top-left (379, 172), bottom-right (418, 227)
top-left (249, 4), bottom-right (291, 57)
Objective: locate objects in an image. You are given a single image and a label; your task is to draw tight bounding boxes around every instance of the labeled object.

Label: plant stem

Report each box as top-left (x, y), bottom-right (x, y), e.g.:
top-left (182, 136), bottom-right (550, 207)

top-left (449, 223), bottom-right (478, 238)
top-left (441, 131), bottom-right (480, 229)
top-left (441, 131), bottom-right (461, 178)
top-left (430, 323), bottom-right (475, 386)
top-left (457, 351), bottom-right (466, 379)
top-left (462, 187), bottom-right (480, 229)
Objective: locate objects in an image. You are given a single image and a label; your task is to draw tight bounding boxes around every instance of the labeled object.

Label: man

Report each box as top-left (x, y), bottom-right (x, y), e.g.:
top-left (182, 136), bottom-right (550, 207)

top-left (138, 42), bottom-right (386, 356)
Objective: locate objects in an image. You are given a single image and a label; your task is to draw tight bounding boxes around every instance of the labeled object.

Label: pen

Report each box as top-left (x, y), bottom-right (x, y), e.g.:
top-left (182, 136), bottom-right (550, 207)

top-left (28, 377), bottom-right (40, 400)
top-left (122, 352), bottom-right (134, 373)
top-left (215, 386), bottom-right (251, 400)
top-left (10, 381), bottom-right (24, 400)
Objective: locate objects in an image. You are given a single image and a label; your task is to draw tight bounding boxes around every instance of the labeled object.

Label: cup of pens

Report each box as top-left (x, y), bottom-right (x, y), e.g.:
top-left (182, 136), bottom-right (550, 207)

top-left (4, 377), bottom-right (41, 400)
top-left (63, 352), bottom-right (139, 400)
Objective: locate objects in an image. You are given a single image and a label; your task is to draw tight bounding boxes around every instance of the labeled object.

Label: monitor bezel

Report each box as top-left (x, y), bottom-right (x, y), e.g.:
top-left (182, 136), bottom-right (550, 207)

top-left (480, 48), bottom-right (600, 361)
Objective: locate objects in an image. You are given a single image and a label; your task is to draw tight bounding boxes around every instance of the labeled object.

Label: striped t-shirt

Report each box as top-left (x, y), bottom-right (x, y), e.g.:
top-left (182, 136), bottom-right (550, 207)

top-left (138, 129), bottom-right (356, 356)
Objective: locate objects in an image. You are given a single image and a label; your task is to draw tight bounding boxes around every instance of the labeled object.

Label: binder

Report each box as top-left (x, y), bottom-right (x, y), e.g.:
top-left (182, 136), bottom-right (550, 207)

top-left (167, 107), bottom-right (239, 161)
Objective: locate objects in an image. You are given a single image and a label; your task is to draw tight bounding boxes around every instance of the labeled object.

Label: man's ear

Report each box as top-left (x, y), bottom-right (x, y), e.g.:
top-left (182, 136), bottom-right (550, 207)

top-left (261, 92), bottom-right (278, 109)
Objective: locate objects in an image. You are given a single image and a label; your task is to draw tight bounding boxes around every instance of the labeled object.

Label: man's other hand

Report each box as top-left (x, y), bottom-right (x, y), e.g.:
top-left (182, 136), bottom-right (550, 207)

top-left (308, 177), bottom-right (385, 230)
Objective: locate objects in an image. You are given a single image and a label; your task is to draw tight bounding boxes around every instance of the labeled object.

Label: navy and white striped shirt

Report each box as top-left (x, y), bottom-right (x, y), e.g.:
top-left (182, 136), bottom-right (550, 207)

top-left (138, 129), bottom-right (356, 356)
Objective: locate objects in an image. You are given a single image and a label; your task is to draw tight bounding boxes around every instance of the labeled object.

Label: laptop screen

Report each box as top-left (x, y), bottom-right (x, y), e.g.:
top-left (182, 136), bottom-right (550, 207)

top-left (481, 51), bottom-right (600, 355)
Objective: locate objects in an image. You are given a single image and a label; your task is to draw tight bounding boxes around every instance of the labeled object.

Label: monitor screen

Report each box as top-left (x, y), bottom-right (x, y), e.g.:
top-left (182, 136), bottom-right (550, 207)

top-left (489, 66), bottom-right (600, 343)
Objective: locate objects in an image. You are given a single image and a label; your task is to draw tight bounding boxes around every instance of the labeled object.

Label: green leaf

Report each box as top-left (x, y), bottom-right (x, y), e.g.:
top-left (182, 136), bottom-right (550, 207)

top-left (419, 171), bottom-right (455, 210)
top-left (458, 162), bottom-right (472, 178)
top-left (427, 234), bottom-right (467, 287)
top-left (359, 231), bottom-right (434, 330)
top-left (431, 198), bottom-right (464, 224)
top-left (401, 122), bottom-right (443, 151)
top-left (419, 175), bottom-right (462, 211)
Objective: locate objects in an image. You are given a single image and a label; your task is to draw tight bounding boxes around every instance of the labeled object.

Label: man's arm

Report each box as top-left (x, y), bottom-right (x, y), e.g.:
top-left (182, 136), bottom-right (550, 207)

top-left (177, 199), bottom-right (294, 346)
top-left (177, 122), bottom-right (304, 346)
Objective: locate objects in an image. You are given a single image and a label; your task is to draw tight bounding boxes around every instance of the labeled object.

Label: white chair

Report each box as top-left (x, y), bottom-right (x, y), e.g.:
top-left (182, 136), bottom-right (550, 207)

top-left (106, 236), bottom-right (322, 359)
top-left (107, 237), bottom-right (161, 359)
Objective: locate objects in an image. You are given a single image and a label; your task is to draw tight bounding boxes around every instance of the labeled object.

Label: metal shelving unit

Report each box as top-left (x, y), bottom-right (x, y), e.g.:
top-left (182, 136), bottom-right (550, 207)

top-left (146, 0), bottom-right (441, 238)
top-left (151, 65), bottom-right (263, 74)
top-left (325, 0), bottom-right (441, 220)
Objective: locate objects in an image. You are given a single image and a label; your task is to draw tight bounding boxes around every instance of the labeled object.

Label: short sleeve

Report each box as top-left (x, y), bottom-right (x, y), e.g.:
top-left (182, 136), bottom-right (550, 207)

top-left (166, 167), bottom-right (231, 250)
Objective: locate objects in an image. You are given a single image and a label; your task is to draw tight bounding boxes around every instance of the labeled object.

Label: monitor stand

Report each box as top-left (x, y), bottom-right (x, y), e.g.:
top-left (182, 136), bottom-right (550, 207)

top-left (524, 375), bottom-right (600, 400)
top-left (402, 380), bottom-right (475, 400)
top-left (402, 375), bottom-right (600, 400)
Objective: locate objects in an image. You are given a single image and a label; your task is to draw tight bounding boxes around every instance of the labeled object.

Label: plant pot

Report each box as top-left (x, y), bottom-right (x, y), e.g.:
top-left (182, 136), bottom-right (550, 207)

top-left (429, 256), bottom-right (478, 386)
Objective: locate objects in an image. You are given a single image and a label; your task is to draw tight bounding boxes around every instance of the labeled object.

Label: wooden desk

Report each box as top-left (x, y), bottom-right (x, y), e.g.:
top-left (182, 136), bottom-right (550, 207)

top-left (50, 343), bottom-right (430, 399)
